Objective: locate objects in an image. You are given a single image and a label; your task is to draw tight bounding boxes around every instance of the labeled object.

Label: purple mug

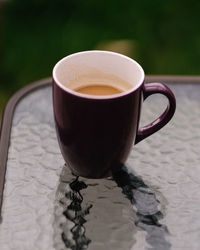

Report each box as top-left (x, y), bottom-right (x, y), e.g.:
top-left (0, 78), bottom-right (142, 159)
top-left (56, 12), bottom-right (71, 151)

top-left (53, 51), bottom-right (176, 178)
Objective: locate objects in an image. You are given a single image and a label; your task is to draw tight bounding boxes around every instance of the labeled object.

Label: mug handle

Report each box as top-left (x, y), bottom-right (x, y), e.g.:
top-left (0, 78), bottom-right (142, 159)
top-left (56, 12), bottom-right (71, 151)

top-left (135, 82), bottom-right (176, 144)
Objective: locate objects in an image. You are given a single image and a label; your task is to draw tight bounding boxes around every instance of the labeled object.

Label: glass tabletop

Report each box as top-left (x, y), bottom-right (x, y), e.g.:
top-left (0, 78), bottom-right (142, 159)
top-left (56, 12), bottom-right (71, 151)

top-left (0, 77), bottom-right (199, 250)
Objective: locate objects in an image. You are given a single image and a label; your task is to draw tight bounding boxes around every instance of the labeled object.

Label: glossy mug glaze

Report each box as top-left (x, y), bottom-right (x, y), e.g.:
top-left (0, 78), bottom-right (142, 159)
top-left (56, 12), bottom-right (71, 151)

top-left (53, 51), bottom-right (176, 178)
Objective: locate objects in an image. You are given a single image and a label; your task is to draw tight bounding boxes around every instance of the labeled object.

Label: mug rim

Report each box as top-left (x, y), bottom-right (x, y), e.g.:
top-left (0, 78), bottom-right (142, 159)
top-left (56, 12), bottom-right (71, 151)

top-left (53, 50), bottom-right (145, 100)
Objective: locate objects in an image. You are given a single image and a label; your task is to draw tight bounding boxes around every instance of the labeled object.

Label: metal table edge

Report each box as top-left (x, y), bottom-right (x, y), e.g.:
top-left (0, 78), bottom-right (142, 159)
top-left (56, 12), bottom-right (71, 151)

top-left (0, 75), bottom-right (199, 218)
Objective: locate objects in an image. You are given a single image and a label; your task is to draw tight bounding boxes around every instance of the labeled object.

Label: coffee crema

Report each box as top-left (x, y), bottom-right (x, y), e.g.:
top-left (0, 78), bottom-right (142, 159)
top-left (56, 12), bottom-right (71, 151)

top-left (66, 73), bottom-right (133, 96)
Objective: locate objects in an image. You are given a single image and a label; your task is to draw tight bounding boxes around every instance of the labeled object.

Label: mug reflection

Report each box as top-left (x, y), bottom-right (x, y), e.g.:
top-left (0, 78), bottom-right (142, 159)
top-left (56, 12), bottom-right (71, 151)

top-left (54, 164), bottom-right (170, 250)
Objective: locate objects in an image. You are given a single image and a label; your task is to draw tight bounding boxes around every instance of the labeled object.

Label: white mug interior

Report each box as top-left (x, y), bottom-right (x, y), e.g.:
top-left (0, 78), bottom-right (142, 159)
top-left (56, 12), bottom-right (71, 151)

top-left (53, 50), bottom-right (145, 99)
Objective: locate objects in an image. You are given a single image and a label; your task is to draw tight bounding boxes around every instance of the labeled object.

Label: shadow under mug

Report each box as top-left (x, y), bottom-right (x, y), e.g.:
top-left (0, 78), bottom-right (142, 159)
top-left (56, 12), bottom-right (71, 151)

top-left (53, 51), bottom-right (176, 178)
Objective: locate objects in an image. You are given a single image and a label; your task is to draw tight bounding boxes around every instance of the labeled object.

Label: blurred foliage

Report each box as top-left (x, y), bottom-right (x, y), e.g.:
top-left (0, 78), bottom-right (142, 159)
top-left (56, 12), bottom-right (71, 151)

top-left (0, 0), bottom-right (200, 115)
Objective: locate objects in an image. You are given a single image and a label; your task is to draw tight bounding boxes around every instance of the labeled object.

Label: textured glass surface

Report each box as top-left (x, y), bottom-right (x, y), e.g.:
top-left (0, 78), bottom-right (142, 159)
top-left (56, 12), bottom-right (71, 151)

top-left (0, 83), bottom-right (199, 250)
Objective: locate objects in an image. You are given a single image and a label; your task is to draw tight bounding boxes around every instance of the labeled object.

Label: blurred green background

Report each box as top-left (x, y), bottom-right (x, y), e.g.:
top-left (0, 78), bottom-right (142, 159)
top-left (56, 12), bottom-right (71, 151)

top-left (1, 0), bottom-right (200, 118)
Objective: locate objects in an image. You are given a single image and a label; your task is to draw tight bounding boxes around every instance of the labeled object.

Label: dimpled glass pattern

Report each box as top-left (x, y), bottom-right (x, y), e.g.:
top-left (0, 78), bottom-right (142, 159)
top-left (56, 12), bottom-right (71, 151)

top-left (0, 82), bottom-right (199, 250)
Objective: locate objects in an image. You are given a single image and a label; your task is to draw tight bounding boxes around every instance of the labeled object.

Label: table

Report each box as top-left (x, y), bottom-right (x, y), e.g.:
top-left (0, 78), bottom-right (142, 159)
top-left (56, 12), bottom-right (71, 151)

top-left (0, 76), bottom-right (200, 250)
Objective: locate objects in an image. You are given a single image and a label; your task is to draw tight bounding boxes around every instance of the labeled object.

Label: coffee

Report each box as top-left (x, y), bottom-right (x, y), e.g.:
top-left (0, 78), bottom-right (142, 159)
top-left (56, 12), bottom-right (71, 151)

top-left (75, 85), bottom-right (122, 95)
top-left (66, 73), bottom-right (133, 96)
